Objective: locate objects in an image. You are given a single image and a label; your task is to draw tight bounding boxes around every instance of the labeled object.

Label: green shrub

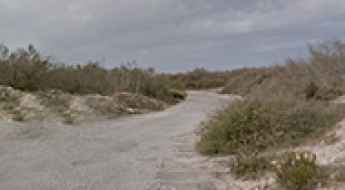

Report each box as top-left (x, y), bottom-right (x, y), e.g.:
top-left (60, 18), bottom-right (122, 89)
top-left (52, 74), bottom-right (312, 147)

top-left (197, 98), bottom-right (343, 155)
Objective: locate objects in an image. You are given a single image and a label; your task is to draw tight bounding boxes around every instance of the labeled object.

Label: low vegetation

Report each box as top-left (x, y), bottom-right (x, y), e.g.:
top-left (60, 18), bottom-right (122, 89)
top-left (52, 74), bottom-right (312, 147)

top-left (0, 44), bottom-right (185, 103)
top-left (0, 44), bottom-right (188, 123)
top-left (198, 41), bottom-right (345, 188)
top-left (231, 153), bottom-right (272, 180)
top-left (231, 151), bottom-right (345, 190)
top-left (199, 41), bottom-right (345, 155)
top-left (197, 97), bottom-right (344, 155)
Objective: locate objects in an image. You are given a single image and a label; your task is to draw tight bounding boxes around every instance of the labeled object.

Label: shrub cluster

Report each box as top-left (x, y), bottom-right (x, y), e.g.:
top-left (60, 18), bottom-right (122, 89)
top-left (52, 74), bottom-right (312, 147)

top-left (199, 42), bottom-right (345, 155)
top-left (197, 98), bottom-right (343, 155)
top-left (0, 44), bottom-right (184, 103)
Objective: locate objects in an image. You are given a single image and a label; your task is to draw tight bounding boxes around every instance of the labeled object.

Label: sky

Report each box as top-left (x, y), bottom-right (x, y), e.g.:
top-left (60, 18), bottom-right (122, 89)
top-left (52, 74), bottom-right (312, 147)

top-left (1, 0), bottom-right (345, 72)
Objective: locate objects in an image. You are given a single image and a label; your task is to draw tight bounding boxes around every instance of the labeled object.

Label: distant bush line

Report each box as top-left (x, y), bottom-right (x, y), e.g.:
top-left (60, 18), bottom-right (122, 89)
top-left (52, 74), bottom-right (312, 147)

top-left (0, 44), bottom-right (184, 103)
top-left (168, 68), bottom-right (231, 90)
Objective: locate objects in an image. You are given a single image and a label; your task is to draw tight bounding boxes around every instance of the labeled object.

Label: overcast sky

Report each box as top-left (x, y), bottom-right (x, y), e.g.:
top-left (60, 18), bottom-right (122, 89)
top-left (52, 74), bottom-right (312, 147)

top-left (1, 0), bottom-right (345, 72)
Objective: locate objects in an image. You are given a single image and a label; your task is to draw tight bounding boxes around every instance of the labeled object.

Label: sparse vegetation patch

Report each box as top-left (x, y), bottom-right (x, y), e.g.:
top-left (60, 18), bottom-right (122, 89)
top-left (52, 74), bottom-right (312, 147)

top-left (231, 151), bottom-right (342, 190)
top-left (231, 153), bottom-right (272, 180)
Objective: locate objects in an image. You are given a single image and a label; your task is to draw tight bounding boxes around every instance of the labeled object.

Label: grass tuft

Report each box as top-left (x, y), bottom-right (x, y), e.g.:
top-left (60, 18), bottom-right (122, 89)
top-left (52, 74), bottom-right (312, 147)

top-left (274, 152), bottom-right (320, 190)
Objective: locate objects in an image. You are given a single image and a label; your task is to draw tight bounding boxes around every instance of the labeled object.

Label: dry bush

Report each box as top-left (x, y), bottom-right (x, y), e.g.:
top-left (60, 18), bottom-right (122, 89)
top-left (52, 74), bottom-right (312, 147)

top-left (221, 68), bottom-right (272, 96)
top-left (222, 41), bottom-right (345, 101)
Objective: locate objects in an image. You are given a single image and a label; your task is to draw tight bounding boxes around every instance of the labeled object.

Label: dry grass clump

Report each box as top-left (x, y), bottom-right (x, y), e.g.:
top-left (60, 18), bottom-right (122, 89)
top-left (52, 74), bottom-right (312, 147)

top-left (0, 44), bottom-right (184, 103)
top-left (273, 151), bottom-right (320, 190)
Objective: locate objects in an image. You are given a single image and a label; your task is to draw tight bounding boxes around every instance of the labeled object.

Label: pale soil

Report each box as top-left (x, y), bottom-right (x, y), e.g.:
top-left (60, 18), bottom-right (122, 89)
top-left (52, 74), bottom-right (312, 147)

top-left (0, 86), bottom-right (166, 123)
top-left (3, 89), bottom-right (344, 190)
top-left (0, 91), bottom-right (238, 190)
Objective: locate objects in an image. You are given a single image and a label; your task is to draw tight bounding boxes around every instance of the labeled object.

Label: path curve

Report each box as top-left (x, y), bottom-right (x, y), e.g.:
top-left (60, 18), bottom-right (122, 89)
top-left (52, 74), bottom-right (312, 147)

top-left (0, 91), bottom-right (234, 190)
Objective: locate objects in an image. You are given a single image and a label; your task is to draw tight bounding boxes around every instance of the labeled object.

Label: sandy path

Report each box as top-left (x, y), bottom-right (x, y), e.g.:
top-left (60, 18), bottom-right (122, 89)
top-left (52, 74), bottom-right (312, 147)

top-left (0, 91), bottom-right (235, 190)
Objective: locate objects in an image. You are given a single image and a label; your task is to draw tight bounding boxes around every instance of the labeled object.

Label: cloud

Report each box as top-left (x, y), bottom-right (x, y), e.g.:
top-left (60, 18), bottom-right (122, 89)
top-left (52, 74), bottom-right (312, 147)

top-left (0, 0), bottom-right (344, 71)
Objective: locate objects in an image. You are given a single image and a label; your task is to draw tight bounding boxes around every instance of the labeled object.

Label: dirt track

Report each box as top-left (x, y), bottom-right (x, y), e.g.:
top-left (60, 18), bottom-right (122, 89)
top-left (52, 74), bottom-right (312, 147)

top-left (0, 91), bottom-right (234, 190)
